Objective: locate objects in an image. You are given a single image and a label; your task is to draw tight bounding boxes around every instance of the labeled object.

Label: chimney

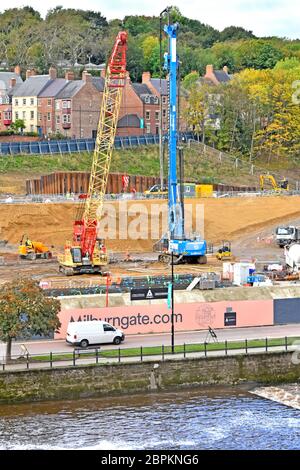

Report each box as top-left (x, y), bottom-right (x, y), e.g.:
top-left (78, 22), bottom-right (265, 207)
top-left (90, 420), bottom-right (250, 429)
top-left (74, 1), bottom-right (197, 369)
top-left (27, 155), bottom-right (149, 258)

top-left (26, 69), bottom-right (36, 80)
top-left (142, 71), bottom-right (151, 83)
top-left (100, 69), bottom-right (106, 78)
top-left (223, 65), bottom-right (229, 74)
top-left (65, 70), bottom-right (75, 81)
top-left (9, 77), bottom-right (16, 88)
top-left (14, 65), bottom-right (21, 76)
top-left (82, 70), bottom-right (92, 83)
top-left (49, 66), bottom-right (57, 80)
top-left (205, 65), bottom-right (214, 76)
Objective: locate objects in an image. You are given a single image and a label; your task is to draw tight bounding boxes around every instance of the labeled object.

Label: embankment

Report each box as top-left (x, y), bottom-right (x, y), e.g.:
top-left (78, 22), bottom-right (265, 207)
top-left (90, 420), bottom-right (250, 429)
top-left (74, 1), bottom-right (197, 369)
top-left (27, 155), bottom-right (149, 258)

top-left (0, 352), bottom-right (299, 404)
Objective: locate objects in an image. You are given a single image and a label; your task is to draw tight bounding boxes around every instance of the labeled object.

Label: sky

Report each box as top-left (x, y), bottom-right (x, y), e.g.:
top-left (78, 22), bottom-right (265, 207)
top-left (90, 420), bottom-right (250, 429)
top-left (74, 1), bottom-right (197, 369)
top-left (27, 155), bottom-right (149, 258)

top-left (1, 0), bottom-right (299, 39)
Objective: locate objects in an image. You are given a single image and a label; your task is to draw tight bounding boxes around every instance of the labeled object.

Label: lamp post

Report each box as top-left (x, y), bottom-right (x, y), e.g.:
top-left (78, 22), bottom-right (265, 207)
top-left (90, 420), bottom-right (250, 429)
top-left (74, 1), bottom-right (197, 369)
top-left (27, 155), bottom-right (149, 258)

top-left (171, 251), bottom-right (175, 353)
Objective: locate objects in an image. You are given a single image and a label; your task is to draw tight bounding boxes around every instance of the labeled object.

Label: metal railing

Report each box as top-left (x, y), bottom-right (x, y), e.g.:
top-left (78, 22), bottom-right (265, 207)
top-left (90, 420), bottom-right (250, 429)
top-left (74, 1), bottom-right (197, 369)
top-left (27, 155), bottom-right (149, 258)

top-left (1, 336), bottom-right (299, 371)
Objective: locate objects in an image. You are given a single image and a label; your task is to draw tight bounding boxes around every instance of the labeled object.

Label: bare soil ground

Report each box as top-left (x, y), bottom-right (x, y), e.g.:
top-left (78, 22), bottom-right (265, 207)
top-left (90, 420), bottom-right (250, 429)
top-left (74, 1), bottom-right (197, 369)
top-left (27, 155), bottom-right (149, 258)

top-left (0, 195), bottom-right (298, 283)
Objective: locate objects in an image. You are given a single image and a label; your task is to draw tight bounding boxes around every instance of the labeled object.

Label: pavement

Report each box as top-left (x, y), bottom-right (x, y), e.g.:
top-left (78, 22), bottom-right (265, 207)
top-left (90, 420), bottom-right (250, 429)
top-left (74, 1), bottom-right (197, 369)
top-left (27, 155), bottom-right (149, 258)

top-left (7, 323), bottom-right (300, 356)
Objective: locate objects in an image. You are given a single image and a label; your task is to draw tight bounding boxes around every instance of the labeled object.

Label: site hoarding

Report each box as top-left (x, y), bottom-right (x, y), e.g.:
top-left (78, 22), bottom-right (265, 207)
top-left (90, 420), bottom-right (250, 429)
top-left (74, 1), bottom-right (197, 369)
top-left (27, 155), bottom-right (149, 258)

top-left (56, 299), bottom-right (274, 339)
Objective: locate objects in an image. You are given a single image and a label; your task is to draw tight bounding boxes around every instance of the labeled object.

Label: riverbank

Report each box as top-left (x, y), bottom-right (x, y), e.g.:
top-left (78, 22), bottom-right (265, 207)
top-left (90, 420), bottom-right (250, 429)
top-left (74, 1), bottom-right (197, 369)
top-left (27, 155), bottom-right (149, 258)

top-left (0, 351), bottom-right (299, 404)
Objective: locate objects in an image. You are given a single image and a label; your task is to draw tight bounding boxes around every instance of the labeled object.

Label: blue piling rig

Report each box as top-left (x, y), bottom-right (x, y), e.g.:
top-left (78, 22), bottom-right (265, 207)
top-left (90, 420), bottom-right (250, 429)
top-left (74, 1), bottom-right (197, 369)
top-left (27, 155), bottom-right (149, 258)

top-left (157, 23), bottom-right (207, 265)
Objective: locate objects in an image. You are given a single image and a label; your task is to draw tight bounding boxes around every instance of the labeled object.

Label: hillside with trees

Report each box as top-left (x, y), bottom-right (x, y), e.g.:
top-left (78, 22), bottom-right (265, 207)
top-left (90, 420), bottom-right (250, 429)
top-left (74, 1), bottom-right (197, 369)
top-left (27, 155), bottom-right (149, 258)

top-left (0, 6), bottom-right (299, 81)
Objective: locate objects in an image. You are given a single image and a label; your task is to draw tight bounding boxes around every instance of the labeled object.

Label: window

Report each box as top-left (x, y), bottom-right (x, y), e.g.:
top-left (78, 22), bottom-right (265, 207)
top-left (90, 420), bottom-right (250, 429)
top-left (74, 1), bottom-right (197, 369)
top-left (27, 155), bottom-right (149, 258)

top-left (55, 101), bottom-right (60, 110)
top-left (146, 123), bottom-right (151, 134)
top-left (163, 109), bottom-right (167, 118)
top-left (47, 99), bottom-right (51, 106)
top-left (47, 113), bottom-right (51, 121)
top-left (30, 125), bottom-right (34, 132)
top-left (63, 114), bottom-right (71, 123)
top-left (22, 111), bottom-right (26, 119)
top-left (30, 98), bottom-right (34, 105)
top-left (144, 95), bottom-right (150, 104)
top-left (154, 97), bottom-right (159, 104)
top-left (103, 324), bottom-right (115, 332)
top-left (30, 111), bottom-right (34, 120)
top-left (38, 113), bottom-right (42, 121)
top-left (56, 115), bottom-right (60, 124)
top-left (162, 96), bottom-right (167, 105)
top-left (155, 111), bottom-right (160, 121)
top-left (67, 101), bottom-right (71, 109)
top-left (15, 112), bottom-right (19, 120)
top-left (62, 101), bottom-right (68, 108)
top-left (4, 111), bottom-right (11, 120)
top-left (145, 110), bottom-right (150, 121)
top-left (15, 99), bottom-right (18, 106)
top-left (23, 98), bottom-right (26, 105)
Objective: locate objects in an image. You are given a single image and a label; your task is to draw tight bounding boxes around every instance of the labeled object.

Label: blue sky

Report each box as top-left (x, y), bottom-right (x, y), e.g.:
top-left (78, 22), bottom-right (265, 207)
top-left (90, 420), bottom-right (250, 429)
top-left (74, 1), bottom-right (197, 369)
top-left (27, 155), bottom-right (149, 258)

top-left (1, 0), bottom-right (299, 39)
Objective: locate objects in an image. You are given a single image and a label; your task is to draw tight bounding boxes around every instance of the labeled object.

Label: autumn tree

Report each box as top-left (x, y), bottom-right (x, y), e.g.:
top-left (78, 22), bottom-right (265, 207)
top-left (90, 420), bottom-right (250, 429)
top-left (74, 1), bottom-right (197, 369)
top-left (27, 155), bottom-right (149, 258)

top-left (0, 278), bottom-right (61, 361)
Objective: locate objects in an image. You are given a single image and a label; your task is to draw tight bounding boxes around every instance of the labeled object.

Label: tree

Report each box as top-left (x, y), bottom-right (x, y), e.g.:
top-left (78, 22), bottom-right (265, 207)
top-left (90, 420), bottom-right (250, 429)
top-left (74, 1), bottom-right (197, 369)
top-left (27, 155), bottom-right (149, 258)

top-left (10, 119), bottom-right (25, 133)
top-left (0, 278), bottom-right (61, 361)
top-left (220, 26), bottom-right (255, 42)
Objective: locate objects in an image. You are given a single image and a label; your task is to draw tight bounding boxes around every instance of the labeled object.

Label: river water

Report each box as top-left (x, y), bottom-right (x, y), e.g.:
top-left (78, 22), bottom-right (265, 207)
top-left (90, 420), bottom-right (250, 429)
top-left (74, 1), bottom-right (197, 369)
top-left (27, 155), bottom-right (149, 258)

top-left (0, 387), bottom-right (299, 450)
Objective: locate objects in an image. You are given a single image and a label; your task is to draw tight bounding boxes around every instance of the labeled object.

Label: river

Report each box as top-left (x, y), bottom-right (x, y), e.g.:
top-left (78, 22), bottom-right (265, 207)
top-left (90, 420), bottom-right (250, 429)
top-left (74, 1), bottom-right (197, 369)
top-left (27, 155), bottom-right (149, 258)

top-left (0, 387), bottom-right (299, 450)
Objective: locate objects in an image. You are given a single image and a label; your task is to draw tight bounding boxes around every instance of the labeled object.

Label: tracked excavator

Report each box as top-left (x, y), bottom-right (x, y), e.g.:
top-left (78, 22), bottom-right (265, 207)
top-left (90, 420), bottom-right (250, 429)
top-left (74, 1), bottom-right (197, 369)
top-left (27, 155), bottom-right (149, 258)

top-left (58, 31), bottom-right (128, 275)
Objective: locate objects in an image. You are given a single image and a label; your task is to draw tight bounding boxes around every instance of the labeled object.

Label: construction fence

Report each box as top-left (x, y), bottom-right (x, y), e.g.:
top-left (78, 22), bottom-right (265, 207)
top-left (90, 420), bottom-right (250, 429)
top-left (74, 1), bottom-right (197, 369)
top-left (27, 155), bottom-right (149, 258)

top-left (0, 132), bottom-right (194, 156)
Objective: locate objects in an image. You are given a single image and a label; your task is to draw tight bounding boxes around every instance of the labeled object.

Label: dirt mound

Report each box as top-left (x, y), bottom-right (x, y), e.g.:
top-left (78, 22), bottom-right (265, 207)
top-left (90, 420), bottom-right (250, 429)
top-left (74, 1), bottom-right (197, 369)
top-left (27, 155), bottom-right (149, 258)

top-left (0, 196), bottom-right (299, 253)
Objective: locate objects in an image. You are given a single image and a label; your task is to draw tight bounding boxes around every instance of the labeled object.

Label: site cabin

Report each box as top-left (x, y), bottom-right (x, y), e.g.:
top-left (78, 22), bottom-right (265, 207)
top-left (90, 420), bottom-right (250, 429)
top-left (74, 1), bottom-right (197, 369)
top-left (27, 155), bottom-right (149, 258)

top-left (66, 320), bottom-right (125, 348)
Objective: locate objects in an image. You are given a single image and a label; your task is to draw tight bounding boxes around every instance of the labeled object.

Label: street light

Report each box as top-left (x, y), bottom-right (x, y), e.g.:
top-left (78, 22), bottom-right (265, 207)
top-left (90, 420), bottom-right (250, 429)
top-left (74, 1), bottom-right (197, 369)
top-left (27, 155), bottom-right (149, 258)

top-left (171, 251), bottom-right (175, 353)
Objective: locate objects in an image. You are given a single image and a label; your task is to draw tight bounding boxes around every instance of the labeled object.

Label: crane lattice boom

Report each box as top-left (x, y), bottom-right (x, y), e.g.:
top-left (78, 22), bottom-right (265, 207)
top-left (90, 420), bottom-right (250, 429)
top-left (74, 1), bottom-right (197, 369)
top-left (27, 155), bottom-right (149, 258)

top-left (73, 31), bottom-right (128, 258)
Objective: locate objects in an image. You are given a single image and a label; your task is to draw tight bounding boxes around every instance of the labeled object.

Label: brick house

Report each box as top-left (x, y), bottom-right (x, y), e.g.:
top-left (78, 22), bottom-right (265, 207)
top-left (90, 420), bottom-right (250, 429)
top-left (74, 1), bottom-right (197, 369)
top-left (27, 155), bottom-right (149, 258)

top-left (204, 65), bottom-right (231, 85)
top-left (0, 66), bottom-right (23, 131)
top-left (55, 71), bottom-right (104, 138)
top-left (37, 69), bottom-right (71, 136)
top-left (141, 72), bottom-right (168, 132)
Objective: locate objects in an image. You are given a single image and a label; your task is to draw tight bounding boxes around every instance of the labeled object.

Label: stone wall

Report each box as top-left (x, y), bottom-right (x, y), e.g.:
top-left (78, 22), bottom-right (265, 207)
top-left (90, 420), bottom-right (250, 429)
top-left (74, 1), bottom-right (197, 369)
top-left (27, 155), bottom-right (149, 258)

top-left (0, 352), bottom-right (299, 404)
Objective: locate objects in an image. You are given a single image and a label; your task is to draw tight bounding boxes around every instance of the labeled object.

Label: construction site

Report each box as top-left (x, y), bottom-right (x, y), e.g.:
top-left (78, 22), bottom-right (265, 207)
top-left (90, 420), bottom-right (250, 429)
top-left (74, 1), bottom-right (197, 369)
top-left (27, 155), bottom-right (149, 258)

top-left (1, 19), bottom-right (300, 337)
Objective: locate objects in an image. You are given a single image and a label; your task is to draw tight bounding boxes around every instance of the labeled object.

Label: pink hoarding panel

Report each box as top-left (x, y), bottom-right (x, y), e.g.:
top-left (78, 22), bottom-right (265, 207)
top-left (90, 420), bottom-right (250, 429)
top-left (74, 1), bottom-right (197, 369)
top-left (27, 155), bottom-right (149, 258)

top-left (56, 300), bottom-right (274, 339)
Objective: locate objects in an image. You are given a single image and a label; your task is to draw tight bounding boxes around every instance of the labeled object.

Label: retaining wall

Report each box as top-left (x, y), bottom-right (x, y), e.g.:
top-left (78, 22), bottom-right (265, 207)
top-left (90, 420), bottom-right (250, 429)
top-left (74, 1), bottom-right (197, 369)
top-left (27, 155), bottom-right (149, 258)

top-left (0, 352), bottom-right (299, 403)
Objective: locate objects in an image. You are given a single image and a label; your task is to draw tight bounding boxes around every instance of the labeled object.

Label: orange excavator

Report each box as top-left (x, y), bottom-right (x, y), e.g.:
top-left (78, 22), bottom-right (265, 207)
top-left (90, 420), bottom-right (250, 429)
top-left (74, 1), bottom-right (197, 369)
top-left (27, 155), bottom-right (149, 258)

top-left (18, 234), bottom-right (52, 260)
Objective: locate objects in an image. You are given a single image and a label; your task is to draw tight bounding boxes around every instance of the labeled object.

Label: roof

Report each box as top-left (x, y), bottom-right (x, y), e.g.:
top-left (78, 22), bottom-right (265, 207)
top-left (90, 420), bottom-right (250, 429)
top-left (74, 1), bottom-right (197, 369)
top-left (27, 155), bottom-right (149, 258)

top-left (118, 114), bottom-right (141, 128)
top-left (213, 71), bottom-right (231, 83)
top-left (0, 72), bottom-right (23, 92)
top-left (149, 78), bottom-right (168, 95)
top-left (132, 83), bottom-right (159, 104)
top-left (39, 78), bottom-right (68, 98)
top-left (12, 75), bottom-right (51, 97)
top-left (55, 80), bottom-right (84, 99)
top-left (92, 77), bottom-right (105, 92)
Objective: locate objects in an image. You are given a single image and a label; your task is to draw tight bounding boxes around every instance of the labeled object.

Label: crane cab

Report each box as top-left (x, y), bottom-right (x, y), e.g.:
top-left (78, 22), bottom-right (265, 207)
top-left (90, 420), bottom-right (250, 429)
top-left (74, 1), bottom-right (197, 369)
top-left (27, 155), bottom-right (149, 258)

top-left (58, 241), bottom-right (108, 276)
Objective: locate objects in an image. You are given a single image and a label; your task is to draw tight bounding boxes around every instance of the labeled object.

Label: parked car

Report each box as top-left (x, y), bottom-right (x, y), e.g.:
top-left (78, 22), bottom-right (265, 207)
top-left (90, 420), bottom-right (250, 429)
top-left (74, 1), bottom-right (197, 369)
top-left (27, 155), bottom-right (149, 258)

top-left (66, 320), bottom-right (125, 348)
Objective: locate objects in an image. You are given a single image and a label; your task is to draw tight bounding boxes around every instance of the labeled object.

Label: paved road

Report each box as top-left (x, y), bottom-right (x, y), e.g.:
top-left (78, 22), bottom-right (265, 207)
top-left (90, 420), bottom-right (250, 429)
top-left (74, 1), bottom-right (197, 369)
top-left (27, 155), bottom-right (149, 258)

top-left (9, 324), bottom-right (300, 356)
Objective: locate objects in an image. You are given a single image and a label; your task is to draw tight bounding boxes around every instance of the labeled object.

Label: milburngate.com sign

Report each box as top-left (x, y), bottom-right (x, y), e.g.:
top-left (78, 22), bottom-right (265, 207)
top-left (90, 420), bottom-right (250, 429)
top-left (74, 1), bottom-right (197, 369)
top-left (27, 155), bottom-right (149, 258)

top-left (55, 300), bottom-right (274, 339)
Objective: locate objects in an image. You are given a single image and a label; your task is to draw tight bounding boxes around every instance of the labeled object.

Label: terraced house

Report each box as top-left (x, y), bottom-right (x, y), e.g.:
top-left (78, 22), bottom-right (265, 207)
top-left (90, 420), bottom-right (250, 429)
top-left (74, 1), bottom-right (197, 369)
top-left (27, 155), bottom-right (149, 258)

top-left (12, 69), bottom-right (54, 133)
top-left (0, 66), bottom-right (23, 132)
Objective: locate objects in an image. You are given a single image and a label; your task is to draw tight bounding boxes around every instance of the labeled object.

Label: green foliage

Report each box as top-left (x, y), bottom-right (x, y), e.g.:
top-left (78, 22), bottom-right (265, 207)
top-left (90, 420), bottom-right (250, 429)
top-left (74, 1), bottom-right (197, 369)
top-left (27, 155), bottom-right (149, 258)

top-left (0, 7), bottom-right (299, 78)
top-left (0, 278), bottom-right (61, 358)
top-left (10, 119), bottom-right (25, 133)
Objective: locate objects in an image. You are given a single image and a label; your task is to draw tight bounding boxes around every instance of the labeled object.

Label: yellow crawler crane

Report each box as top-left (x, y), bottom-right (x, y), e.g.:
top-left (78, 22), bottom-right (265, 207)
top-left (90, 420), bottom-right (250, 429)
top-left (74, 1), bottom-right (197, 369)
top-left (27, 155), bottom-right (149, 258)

top-left (58, 31), bottom-right (128, 275)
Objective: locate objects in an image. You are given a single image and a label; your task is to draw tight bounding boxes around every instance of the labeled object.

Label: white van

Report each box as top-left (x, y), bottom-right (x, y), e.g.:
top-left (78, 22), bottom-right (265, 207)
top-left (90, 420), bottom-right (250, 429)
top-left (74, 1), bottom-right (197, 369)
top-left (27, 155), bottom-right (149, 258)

top-left (66, 321), bottom-right (125, 348)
